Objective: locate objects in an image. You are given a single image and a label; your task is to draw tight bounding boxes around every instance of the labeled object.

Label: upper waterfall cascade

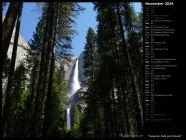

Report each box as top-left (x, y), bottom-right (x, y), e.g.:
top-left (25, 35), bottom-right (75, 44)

top-left (69, 59), bottom-right (81, 98)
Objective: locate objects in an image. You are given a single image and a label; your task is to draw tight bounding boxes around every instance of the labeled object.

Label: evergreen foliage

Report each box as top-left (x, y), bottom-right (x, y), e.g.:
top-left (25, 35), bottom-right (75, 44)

top-left (2, 2), bottom-right (142, 138)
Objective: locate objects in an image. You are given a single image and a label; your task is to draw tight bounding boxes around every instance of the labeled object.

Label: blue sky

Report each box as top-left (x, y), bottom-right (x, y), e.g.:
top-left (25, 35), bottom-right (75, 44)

top-left (3, 2), bottom-right (142, 57)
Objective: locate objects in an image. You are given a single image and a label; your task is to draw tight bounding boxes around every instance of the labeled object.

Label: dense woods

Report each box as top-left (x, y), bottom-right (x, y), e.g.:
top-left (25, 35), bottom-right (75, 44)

top-left (80, 3), bottom-right (143, 137)
top-left (2, 2), bottom-right (142, 138)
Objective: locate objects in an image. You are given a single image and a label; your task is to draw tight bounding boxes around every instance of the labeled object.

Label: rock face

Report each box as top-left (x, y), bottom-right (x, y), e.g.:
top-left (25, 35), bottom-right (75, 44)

top-left (62, 56), bottom-right (78, 95)
top-left (3, 26), bottom-right (29, 90)
top-left (3, 16), bottom-right (29, 67)
top-left (62, 57), bottom-right (77, 81)
top-left (7, 29), bottom-right (29, 68)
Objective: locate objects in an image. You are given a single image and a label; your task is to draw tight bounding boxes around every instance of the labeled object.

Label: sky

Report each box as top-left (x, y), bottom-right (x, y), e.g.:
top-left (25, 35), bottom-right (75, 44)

top-left (3, 2), bottom-right (142, 57)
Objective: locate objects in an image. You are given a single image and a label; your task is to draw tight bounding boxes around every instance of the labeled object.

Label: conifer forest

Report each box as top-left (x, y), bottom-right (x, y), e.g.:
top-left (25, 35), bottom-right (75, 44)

top-left (2, 2), bottom-right (143, 138)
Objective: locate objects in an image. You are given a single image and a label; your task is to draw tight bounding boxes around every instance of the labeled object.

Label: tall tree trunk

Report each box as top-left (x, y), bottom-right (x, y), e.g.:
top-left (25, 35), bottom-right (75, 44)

top-left (30, 58), bottom-right (39, 106)
top-left (115, 3), bottom-right (143, 127)
top-left (2, 2), bottom-right (22, 65)
top-left (25, 57), bottom-right (38, 137)
top-left (108, 4), bottom-right (128, 135)
top-left (2, 3), bottom-right (23, 137)
top-left (42, 2), bottom-right (59, 136)
top-left (31, 3), bottom-right (54, 137)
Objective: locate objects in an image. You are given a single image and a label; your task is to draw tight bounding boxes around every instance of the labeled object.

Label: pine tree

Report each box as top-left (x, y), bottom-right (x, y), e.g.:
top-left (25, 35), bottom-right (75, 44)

top-left (6, 62), bottom-right (27, 137)
top-left (42, 2), bottom-right (84, 137)
top-left (81, 27), bottom-right (99, 137)
top-left (22, 15), bottom-right (46, 137)
top-left (42, 63), bottom-right (67, 137)
top-left (115, 2), bottom-right (143, 132)
top-left (71, 105), bottom-right (81, 137)
top-left (31, 2), bottom-right (83, 137)
top-left (42, 3), bottom-right (59, 136)
top-left (31, 3), bottom-right (55, 137)
top-left (81, 2), bottom-right (143, 137)
top-left (2, 3), bottom-right (23, 137)
top-left (83, 27), bottom-right (96, 83)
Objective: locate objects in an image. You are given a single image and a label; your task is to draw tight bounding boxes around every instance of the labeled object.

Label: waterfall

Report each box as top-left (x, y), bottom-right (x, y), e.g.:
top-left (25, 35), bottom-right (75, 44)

top-left (69, 59), bottom-right (81, 97)
top-left (67, 108), bottom-right (70, 129)
top-left (67, 59), bottom-right (81, 130)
